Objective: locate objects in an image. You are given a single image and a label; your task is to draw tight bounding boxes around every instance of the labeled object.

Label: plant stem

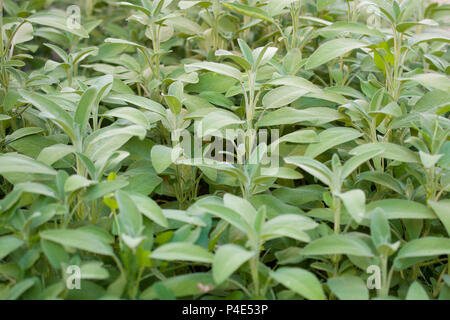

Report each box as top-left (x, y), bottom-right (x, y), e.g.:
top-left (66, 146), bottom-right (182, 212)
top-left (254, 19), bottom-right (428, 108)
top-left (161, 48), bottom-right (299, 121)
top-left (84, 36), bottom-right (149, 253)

top-left (250, 246), bottom-right (260, 297)
top-left (333, 195), bottom-right (341, 234)
top-left (290, 1), bottom-right (300, 49)
top-left (380, 255), bottom-right (389, 297)
top-left (151, 22), bottom-right (161, 80)
top-left (0, 0), bottom-right (9, 93)
top-left (274, 23), bottom-right (290, 52)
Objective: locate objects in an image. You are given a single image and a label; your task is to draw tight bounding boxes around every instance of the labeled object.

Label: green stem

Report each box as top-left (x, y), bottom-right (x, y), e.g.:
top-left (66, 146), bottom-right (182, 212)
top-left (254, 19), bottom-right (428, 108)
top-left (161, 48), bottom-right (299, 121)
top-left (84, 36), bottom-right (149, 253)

top-left (290, 1), bottom-right (300, 49)
top-left (380, 255), bottom-right (389, 297)
top-left (0, 0), bottom-right (4, 58)
top-left (112, 254), bottom-right (125, 277)
top-left (250, 246), bottom-right (260, 297)
top-left (0, 0), bottom-right (9, 93)
top-left (391, 28), bottom-right (403, 101)
top-left (112, 208), bottom-right (121, 238)
top-left (333, 195), bottom-right (341, 234)
top-left (151, 22), bottom-right (161, 80)
top-left (351, 0), bottom-right (359, 22)
top-left (346, 0), bottom-right (351, 22)
top-left (67, 68), bottom-right (73, 87)
top-left (274, 23), bottom-right (290, 52)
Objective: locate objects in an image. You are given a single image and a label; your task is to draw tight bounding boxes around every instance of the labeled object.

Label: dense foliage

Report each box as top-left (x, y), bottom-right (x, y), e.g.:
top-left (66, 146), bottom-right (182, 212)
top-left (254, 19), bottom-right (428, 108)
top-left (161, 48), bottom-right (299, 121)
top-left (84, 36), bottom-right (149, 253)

top-left (0, 0), bottom-right (449, 300)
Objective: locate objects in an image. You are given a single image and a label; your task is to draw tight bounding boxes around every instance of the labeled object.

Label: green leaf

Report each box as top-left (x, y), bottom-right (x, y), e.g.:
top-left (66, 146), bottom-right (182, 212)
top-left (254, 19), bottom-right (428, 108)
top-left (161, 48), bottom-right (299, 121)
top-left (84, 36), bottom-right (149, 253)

top-left (106, 273), bottom-right (127, 298)
top-left (178, 1), bottom-right (211, 10)
top-left (5, 278), bottom-right (36, 300)
top-left (151, 145), bottom-right (177, 173)
top-left (107, 94), bottom-right (165, 115)
top-left (419, 151), bottom-right (443, 169)
top-left (284, 156), bottom-right (333, 186)
top-left (258, 167), bottom-right (303, 180)
top-left (394, 237), bottom-right (450, 269)
top-left (199, 91), bottom-right (233, 108)
top-left (215, 49), bottom-right (252, 71)
top-left (266, 0), bottom-right (297, 16)
top-left (41, 239), bottom-right (69, 270)
top-left (262, 214), bottom-right (317, 242)
top-left (151, 242), bottom-right (214, 263)
top-left (166, 16), bottom-right (204, 35)
top-left (141, 273), bottom-right (215, 299)
top-left (270, 267), bottom-right (326, 300)
top-left (327, 276), bottom-right (369, 300)
top-left (199, 203), bottom-right (253, 236)
top-left (278, 130), bottom-right (319, 144)
top-left (129, 192), bottom-right (168, 228)
top-left (406, 281), bottom-right (429, 300)
top-left (408, 31), bottom-right (450, 46)
top-left (305, 127), bottom-right (363, 158)
top-left (253, 46), bottom-right (278, 67)
top-left (80, 262), bottom-right (109, 280)
top-left (253, 206), bottom-right (266, 236)
top-left (0, 153), bottom-right (56, 176)
top-left (187, 72), bottom-right (237, 93)
top-left (428, 200), bottom-right (450, 236)
top-left (104, 37), bottom-right (145, 49)
top-left (116, 190), bottom-right (142, 237)
top-left (370, 208), bottom-right (391, 249)
top-left (317, 0), bottom-right (337, 11)
top-left (263, 86), bottom-right (308, 109)
top-left (74, 87), bottom-right (98, 134)
top-left (401, 73), bottom-right (450, 92)
top-left (151, 282), bottom-right (176, 300)
top-left (212, 244), bottom-right (254, 284)
top-left (0, 236), bottom-right (24, 260)
top-left (196, 110), bottom-right (244, 137)
top-left (363, 0), bottom-right (396, 23)
top-left (44, 43), bottom-right (69, 63)
top-left (18, 90), bottom-right (74, 139)
top-left (317, 22), bottom-right (384, 38)
top-left (267, 76), bottom-right (322, 93)
top-left (413, 89), bottom-right (450, 113)
top-left (64, 175), bottom-right (94, 193)
top-left (305, 39), bottom-right (368, 69)
top-left (117, 2), bottom-right (152, 16)
top-left (341, 150), bottom-right (383, 179)
top-left (83, 180), bottom-right (129, 202)
top-left (9, 21), bottom-right (34, 45)
top-left (185, 62), bottom-right (242, 81)
top-left (103, 107), bottom-right (150, 129)
top-left (223, 193), bottom-right (256, 226)
top-left (237, 38), bottom-right (254, 65)
top-left (86, 125), bottom-right (146, 161)
top-left (350, 142), bottom-right (419, 163)
top-left (358, 172), bottom-right (404, 194)
top-left (366, 200), bottom-right (436, 220)
top-left (37, 144), bottom-right (74, 166)
top-left (164, 95), bottom-right (182, 115)
top-left (163, 209), bottom-right (206, 227)
top-left (302, 235), bottom-right (374, 257)
top-left (222, 2), bottom-right (273, 23)
top-left (40, 229), bottom-right (113, 256)
top-left (396, 19), bottom-right (438, 33)
top-left (3, 127), bottom-right (43, 145)
top-left (337, 190), bottom-right (366, 224)
top-left (27, 11), bottom-right (89, 38)
top-left (257, 107), bottom-right (344, 127)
